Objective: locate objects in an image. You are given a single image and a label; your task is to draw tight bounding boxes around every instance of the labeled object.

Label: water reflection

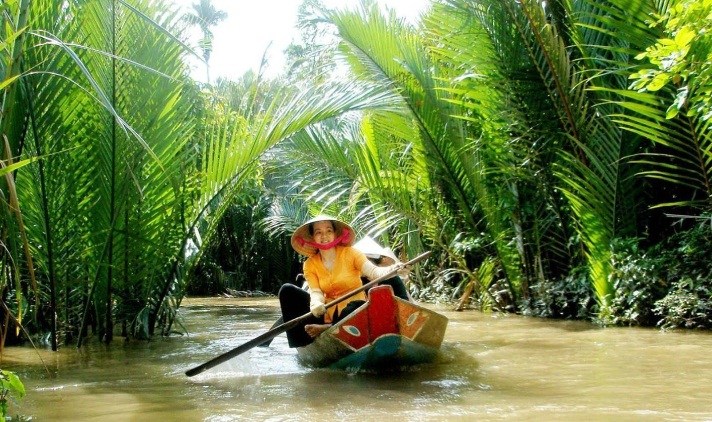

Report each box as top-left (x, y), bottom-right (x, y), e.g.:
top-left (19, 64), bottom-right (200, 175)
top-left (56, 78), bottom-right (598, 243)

top-left (3, 297), bottom-right (712, 421)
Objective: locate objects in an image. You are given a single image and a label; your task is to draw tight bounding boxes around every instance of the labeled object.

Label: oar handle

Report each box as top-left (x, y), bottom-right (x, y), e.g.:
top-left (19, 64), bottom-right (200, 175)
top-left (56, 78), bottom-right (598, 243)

top-left (185, 250), bottom-right (432, 377)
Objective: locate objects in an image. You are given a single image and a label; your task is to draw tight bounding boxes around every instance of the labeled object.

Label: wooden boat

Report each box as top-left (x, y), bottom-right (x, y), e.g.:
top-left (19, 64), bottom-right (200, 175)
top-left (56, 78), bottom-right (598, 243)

top-left (296, 284), bottom-right (448, 371)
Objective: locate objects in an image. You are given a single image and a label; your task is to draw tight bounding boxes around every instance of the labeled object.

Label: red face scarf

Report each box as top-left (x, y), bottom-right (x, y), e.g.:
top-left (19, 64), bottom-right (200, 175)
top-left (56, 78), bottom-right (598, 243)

top-left (296, 228), bottom-right (352, 251)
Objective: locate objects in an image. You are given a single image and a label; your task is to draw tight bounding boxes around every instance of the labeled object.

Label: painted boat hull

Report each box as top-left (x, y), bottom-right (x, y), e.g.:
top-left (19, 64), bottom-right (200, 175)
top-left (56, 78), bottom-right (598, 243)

top-left (297, 285), bottom-right (448, 371)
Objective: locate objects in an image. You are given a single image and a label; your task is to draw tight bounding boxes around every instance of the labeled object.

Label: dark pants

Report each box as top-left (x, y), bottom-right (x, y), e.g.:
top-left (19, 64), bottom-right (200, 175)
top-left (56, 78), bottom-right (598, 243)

top-left (278, 284), bottom-right (367, 348)
top-left (278, 275), bottom-right (408, 348)
top-left (278, 284), bottom-right (321, 348)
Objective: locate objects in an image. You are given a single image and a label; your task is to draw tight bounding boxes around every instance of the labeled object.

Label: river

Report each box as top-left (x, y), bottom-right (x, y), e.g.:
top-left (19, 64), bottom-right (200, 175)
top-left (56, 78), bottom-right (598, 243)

top-left (2, 297), bottom-right (711, 421)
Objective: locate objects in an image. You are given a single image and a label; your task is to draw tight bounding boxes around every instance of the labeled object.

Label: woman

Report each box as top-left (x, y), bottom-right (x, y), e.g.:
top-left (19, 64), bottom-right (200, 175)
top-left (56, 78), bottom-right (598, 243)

top-left (278, 215), bottom-right (399, 347)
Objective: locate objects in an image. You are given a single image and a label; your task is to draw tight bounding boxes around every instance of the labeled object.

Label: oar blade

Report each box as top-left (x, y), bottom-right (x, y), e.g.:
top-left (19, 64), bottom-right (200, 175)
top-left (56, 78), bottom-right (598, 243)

top-left (185, 316), bottom-right (303, 377)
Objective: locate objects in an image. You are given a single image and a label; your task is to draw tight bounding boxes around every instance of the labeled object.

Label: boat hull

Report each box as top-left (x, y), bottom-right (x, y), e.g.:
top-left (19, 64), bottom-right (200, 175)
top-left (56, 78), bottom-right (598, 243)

top-left (297, 285), bottom-right (448, 371)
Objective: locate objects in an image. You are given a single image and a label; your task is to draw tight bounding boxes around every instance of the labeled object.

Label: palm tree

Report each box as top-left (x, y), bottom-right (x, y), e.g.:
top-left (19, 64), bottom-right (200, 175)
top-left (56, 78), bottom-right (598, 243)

top-left (12, 0), bottom-right (201, 345)
top-left (265, 0), bottom-right (709, 320)
top-left (1, 0), bottom-right (406, 348)
top-left (183, 0), bottom-right (227, 83)
top-left (591, 0), bottom-right (711, 213)
top-left (0, 0), bottom-right (42, 348)
top-left (265, 1), bottom-right (524, 308)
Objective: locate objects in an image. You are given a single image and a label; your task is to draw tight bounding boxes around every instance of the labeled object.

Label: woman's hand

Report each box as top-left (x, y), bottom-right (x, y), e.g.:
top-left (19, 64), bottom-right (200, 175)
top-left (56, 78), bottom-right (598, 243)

top-left (309, 288), bottom-right (326, 317)
top-left (310, 303), bottom-right (326, 317)
top-left (362, 260), bottom-right (401, 280)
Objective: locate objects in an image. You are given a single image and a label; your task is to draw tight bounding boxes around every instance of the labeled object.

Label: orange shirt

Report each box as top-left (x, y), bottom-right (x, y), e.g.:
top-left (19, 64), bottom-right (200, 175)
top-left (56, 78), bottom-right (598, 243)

top-left (303, 246), bottom-right (367, 323)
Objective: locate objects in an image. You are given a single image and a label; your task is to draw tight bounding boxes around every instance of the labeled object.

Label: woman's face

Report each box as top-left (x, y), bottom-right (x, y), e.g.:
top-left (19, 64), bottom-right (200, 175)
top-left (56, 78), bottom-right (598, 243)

top-left (311, 220), bottom-right (335, 245)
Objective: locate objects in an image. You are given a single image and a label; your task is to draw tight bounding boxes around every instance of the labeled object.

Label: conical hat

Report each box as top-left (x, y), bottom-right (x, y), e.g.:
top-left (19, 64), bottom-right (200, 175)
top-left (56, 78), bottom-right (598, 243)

top-left (290, 215), bottom-right (355, 257)
top-left (353, 236), bottom-right (400, 265)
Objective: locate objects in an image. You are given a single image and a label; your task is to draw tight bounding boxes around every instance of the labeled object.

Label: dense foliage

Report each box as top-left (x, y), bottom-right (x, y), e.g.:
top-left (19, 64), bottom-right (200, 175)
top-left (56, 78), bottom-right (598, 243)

top-left (252, 0), bottom-right (711, 330)
top-left (0, 0), bottom-right (400, 348)
top-left (187, 183), bottom-right (298, 296)
top-left (1, 0), bottom-right (711, 353)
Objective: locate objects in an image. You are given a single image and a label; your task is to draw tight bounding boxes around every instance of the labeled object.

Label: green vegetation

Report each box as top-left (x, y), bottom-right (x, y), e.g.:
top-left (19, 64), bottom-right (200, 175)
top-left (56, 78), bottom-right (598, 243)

top-left (0, 0), bottom-right (710, 364)
top-left (0, 369), bottom-right (25, 419)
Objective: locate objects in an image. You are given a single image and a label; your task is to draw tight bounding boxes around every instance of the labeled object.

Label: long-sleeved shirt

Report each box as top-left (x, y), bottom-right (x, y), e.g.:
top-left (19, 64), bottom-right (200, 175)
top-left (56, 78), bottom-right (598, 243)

top-left (303, 245), bottom-right (367, 323)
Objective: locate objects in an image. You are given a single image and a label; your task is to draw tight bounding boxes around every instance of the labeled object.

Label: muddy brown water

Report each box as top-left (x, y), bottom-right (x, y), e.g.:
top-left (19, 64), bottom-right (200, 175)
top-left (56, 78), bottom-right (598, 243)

top-left (2, 297), bottom-right (711, 421)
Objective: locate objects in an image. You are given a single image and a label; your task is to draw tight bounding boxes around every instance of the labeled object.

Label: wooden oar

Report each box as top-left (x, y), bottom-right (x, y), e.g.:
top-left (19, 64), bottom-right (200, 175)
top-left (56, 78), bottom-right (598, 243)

top-left (184, 251), bottom-right (431, 377)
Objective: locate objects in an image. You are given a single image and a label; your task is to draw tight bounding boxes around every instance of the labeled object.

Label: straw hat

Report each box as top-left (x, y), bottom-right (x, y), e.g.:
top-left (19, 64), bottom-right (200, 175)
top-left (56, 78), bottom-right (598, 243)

top-left (290, 215), bottom-right (356, 257)
top-left (353, 236), bottom-right (400, 265)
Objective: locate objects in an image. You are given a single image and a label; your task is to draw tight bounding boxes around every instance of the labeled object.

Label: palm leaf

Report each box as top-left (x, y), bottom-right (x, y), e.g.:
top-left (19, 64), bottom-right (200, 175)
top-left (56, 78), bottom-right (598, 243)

top-left (325, 3), bottom-right (511, 246)
top-left (582, 0), bottom-right (710, 212)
